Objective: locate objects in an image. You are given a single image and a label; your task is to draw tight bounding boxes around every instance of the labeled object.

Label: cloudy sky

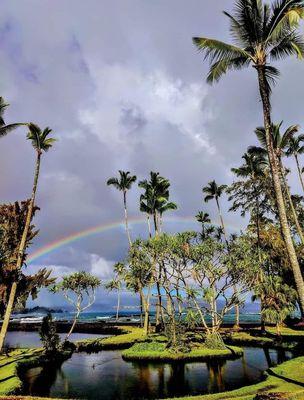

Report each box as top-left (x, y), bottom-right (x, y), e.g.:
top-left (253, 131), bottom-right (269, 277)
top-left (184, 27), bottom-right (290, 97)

top-left (0, 0), bottom-right (303, 309)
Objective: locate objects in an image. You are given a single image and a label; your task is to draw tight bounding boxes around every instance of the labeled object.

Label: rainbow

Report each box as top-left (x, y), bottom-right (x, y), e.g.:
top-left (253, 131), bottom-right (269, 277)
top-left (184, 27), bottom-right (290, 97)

top-left (28, 216), bottom-right (240, 264)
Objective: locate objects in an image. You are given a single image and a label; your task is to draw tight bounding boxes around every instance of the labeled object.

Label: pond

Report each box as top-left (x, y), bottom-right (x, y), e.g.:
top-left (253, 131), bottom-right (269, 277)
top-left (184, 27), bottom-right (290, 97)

top-left (6, 331), bottom-right (108, 348)
top-left (21, 347), bottom-right (293, 400)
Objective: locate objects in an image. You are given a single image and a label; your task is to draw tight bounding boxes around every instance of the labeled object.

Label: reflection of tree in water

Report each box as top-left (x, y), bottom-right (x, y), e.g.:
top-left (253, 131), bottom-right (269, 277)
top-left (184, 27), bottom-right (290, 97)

top-left (207, 359), bottom-right (226, 393)
top-left (132, 362), bottom-right (153, 397)
top-left (277, 348), bottom-right (289, 365)
top-left (27, 360), bottom-right (65, 397)
top-left (167, 363), bottom-right (189, 396)
top-left (263, 348), bottom-right (273, 368)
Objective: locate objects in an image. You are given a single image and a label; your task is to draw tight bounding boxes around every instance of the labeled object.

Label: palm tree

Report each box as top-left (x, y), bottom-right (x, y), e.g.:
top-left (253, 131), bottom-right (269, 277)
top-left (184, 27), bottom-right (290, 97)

top-left (196, 211), bottom-right (211, 238)
top-left (139, 172), bottom-right (174, 235)
top-left (285, 134), bottom-right (304, 193)
top-left (0, 123), bottom-right (56, 352)
top-left (203, 180), bottom-right (228, 240)
top-left (193, 0), bottom-right (304, 314)
top-left (0, 97), bottom-right (25, 138)
top-left (107, 171), bottom-right (137, 246)
top-left (231, 152), bottom-right (269, 247)
top-left (249, 123), bottom-right (304, 244)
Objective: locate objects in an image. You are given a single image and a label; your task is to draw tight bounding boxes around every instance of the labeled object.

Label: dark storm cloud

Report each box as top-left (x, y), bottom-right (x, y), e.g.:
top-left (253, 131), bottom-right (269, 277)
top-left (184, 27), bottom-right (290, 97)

top-left (0, 0), bottom-right (303, 305)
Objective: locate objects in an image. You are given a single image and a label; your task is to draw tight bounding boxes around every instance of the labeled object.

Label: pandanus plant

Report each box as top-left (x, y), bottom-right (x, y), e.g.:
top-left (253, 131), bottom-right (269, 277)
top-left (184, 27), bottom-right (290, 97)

top-left (193, 0), bottom-right (304, 314)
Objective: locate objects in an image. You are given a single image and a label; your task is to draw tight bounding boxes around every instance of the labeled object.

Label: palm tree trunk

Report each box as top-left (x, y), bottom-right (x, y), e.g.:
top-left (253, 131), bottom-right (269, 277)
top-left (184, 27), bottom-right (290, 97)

top-left (123, 191), bottom-right (132, 246)
top-left (215, 198), bottom-right (227, 239)
top-left (257, 66), bottom-right (304, 316)
top-left (279, 162), bottom-right (304, 244)
top-left (116, 287), bottom-right (121, 321)
top-left (0, 151), bottom-right (41, 353)
top-left (295, 154), bottom-right (304, 193)
top-left (147, 215), bottom-right (152, 238)
top-left (0, 282), bottom-right (17, 351)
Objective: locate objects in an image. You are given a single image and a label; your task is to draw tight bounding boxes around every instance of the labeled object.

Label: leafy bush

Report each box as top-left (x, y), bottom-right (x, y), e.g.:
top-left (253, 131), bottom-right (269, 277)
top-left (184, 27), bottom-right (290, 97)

top-left (39, 313), bottom-right (60, 356)
top-left (204, 332), bottom-right (226, 350)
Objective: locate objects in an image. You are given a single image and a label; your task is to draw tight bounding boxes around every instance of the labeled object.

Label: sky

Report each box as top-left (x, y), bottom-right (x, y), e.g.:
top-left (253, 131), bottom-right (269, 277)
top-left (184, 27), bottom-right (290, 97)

top-left (0, 0), bottom-right (303, 310)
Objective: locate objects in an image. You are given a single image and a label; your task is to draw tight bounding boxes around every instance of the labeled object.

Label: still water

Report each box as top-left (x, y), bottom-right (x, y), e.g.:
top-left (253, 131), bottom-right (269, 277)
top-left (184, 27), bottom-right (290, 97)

top-left (22, 347), bottom-right (293, 400)
top-left (6, 331), bottom-right (108, 348)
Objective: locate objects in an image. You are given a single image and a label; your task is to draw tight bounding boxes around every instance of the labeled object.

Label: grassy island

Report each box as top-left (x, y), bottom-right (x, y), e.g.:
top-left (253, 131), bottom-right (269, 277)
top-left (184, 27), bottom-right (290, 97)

top-left (122, 341), bottom-right (243, 362)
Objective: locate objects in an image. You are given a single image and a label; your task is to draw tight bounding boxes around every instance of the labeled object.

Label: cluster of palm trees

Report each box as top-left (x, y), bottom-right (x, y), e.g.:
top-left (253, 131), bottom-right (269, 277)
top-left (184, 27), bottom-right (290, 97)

top-left (193, 0), bottom-right (304, 319)
top-left (0, 98), bottom-right (56, 352)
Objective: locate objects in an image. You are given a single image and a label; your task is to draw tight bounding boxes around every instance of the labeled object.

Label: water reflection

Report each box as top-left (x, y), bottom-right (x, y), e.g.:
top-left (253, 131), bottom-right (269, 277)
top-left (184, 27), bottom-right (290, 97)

top-left (22, 347), bottom-right (293, 400)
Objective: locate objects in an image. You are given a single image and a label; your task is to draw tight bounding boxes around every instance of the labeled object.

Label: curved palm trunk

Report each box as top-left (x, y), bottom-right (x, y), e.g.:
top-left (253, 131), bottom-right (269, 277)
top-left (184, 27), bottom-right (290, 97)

top-left (147, 215), bottom-right (152, 238)
top-left (257, 67), bottom-right (304, 317)
top-left (295, 154), bottom-right (304, 193)
top-left (153, 211), bottom-right (163, 330)
top-left (123, 191), bottom-right (132, 246)
top-left (0, 154), bottom-right (41, 349)
top-left (215, 197), bottom-right (239, 328)
top-left (0, 152), bottom-right (41, 352)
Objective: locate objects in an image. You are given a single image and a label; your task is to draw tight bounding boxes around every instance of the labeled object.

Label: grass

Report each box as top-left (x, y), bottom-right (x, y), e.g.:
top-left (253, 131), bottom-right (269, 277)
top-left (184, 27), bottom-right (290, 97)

top-left (122, 341), bottom-right (243, 362)
top-left (76, 326), bottom-right (147, 351)
top-left (0, 349), bottom-right (42, 395)
top-left (164, 356), bottom-right (304, 400)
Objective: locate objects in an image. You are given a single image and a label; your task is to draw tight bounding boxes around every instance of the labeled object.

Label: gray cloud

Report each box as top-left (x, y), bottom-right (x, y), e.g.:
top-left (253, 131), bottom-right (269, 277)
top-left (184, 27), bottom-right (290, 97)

top-left (0, 0), bottom-right (303, 306)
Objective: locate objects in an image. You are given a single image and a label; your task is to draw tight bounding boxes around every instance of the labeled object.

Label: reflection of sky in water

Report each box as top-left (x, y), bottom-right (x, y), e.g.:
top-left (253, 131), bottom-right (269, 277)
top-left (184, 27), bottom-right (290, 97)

top-left (6, 331), bottom-right (108, 348)
top-left (22, 347), bottom-right (293, 400)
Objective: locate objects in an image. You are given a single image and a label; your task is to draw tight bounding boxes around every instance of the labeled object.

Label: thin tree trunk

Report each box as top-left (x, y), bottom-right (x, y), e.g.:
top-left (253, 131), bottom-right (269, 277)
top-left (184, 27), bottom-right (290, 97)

top-left (123, 191), bottom-right (132, 246)
top-left (0, 282), bottom-right (17, 351)
top-left (0, 151), bottom-right (41, 353)
top-left (116, 287), bottom-right (121, 321)
top-left (256, 66), bottom-right (304, 316)
top-left (279, 162), bottom-right (304, 244)
top-left (66, 310), bottom-right (80, 341)
top-left (216, 198), bottom-right (240, 328)
top-left (147, 215), bottom-right (152, 238)
top-left (295, 154), bottom-right (304, 193)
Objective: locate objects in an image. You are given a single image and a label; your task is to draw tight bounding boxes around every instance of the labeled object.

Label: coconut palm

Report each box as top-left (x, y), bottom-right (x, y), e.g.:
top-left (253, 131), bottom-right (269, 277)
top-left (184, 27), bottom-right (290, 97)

top-left (139, 172), bottom-right (175, 235)
top-left (196, 211), bottom-right (211, 238)
top-left (203, 180), bottom-right (228, 240)
top-left (0, 97), bottom-right (25, 138)
top-left (107, 171), bottom-right (137, 246)
top-left (249, 123), bottom-right (304, 244)
top-left (193, 0), bottom-right (304, 313)
top-left (0, 123), bottom-right (56, 352)
top-left (285, 135), bottom-right (304, 193)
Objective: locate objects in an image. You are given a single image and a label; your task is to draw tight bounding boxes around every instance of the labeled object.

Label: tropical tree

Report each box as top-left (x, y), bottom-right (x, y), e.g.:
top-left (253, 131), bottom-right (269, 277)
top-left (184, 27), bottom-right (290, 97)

top-left (107, 171), bottom-right (137, 246)
top-left (0, 124), bottom-right (56, 352)
top-left (252, 275), bottom-right (297, 335)
top-left (249, 123), bottom-right (304, 243)
top-left (51, 271), bottom-right (101, 341)
top-left (193, 0), bottom-right (304, 313)
top-left (285, 134), bottom-right (304, 192)
top-left (105, 262), bottom-right (125, 321)
top-left (0, 97), bottom-right (24, 137)
top-left (139, 172), bottom-right (176, 235)
top-left (196, 211), bottom-right (211, 238)
top-left (203, 181), bottom-right (228, 240)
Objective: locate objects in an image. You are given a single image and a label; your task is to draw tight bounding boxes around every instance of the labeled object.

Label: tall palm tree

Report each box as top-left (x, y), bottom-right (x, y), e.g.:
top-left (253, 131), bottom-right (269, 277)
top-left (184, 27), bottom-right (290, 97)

top-left (193, 0), bottom-right (304, 314)
top-left (203, 180), bottom-right (228, 240)
top-left (285, 134), bottom-right (304, 193)
top-left (138, 172), bottom-right (177, 330)
top-left (107, 171), bottom-right (137, 246)
top-left (0, 123), bottom-right (56, 352)
top-left (196, 211), bottom-right (211, 238)
top-left (249, 123), bottom-right (304, 244)
top-left (139, 172), bottom-right (174, 235)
